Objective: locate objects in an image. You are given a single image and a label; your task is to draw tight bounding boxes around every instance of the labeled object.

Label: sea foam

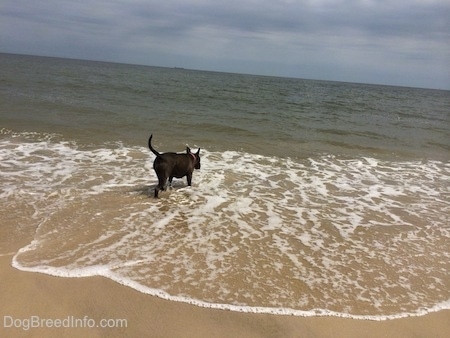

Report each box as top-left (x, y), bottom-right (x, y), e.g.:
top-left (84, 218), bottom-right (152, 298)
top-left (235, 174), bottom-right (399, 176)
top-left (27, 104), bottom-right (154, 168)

top-left (2, 131), bottom-right (449, 319)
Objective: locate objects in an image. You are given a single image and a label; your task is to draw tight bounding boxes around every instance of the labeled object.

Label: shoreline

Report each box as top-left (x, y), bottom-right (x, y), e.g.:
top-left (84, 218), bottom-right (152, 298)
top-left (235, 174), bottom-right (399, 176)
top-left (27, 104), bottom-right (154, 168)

top-left (11, 252), bottom-right (449, 322)
top-left (1, 255), bottom-right (449, 338)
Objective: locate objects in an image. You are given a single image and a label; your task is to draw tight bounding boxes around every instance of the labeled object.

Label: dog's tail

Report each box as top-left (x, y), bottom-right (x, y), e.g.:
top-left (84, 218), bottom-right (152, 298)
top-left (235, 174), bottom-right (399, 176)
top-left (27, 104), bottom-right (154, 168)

top-left (148, 134), bottom-right (160, 157)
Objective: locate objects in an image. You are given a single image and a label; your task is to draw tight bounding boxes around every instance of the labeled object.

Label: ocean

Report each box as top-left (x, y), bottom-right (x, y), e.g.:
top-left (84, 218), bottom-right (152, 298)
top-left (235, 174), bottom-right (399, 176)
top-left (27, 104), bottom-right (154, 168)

top-left (1, 53), bottom-right (449, 319)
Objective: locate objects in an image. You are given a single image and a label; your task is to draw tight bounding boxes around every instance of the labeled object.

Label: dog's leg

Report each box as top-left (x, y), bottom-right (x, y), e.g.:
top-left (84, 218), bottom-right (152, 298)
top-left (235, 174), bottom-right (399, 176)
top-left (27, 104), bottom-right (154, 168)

top-left (169, 176), bottom-right (174, 189)
top-left (186, 172), bottom-right (193, 186)
top-left (155, 174), bottom-right (168, 198)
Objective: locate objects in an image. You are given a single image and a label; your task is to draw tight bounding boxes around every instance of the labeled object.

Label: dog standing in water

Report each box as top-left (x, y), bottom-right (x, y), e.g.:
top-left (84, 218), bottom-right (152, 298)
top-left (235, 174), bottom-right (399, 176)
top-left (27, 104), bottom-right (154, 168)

top-left (148, 134), bottom-right (201, 198)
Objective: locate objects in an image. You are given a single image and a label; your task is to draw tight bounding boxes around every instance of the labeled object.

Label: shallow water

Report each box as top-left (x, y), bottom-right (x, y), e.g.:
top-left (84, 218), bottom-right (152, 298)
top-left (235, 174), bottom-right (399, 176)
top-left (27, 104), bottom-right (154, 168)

top-left (1, 129), bottom-right (449, 318)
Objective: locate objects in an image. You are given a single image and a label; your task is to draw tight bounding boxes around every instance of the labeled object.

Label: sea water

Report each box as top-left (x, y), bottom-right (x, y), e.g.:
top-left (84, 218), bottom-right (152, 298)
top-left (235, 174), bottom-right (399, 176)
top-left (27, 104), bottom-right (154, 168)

top-left (1, 53), bottom-right (449, 319)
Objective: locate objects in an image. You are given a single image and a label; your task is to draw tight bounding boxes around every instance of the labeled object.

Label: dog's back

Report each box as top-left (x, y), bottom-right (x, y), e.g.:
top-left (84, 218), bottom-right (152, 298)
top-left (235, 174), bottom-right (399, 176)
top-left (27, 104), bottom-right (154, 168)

top-left (153, 152), bottom-right (195, 178)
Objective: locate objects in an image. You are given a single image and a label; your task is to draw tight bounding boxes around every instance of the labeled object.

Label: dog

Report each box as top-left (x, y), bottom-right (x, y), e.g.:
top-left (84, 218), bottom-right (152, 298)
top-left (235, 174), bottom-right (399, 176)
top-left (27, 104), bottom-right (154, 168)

top-left (148, 134), bottom-right (201, 198)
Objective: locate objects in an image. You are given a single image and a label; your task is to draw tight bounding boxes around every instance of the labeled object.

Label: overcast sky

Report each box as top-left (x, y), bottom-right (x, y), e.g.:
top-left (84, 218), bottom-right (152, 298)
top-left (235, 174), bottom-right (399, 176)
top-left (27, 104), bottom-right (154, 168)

top-left (1, 0), bottom-right (449, 89)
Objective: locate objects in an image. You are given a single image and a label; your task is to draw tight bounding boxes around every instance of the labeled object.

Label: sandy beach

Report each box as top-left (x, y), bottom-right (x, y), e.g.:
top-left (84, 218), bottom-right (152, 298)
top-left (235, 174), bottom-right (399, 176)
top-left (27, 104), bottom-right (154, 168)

top-left (0, 254), bottom-right (448, 338)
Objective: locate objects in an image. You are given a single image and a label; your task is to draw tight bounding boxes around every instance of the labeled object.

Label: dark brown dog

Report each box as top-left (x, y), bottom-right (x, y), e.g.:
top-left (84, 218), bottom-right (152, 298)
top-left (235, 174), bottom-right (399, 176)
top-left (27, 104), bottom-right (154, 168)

top-left (148, 134), bottom-right (201, 198)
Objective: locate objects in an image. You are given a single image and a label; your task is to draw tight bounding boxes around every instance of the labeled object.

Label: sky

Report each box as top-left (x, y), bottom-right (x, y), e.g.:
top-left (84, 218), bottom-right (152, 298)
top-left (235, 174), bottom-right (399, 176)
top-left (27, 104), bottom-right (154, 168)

top-left (1, 0), bottom-right (449, 89)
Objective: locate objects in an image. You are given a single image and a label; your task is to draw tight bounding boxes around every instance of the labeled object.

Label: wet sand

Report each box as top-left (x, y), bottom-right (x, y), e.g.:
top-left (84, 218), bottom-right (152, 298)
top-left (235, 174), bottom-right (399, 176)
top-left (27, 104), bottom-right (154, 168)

top-left (1, 255), bottom-right (449, 337)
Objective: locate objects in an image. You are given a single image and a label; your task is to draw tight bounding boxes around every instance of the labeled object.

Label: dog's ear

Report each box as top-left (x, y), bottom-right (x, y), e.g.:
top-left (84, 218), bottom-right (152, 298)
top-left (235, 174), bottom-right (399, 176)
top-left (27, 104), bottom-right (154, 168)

top-left (196, 148), bottom-right (200, 155)
top-left (186, 147), bottom-right (191, 154)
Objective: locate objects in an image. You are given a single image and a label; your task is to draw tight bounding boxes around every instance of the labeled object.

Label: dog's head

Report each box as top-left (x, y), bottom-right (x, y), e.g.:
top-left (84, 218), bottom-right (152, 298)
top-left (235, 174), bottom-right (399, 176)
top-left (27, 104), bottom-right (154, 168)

top-left (187, 147), bottom-right (201, 170)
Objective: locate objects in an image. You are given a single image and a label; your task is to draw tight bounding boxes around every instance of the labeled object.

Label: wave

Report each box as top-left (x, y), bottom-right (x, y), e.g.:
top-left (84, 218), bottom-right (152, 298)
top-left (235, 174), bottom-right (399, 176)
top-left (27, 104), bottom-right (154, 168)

top-left (2, 130), bottom-right (449, 319)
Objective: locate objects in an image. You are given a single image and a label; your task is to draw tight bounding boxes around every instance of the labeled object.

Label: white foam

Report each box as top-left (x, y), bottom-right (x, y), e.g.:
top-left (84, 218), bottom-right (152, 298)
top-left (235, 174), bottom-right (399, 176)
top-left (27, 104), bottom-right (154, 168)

top-left (3, 132), bottom-right (450, 319)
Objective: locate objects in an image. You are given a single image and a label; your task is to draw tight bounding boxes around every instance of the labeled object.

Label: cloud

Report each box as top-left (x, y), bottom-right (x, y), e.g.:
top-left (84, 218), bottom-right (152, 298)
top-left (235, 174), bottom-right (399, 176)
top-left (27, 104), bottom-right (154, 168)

top-left (1, 0), bottom-right (449, 88)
